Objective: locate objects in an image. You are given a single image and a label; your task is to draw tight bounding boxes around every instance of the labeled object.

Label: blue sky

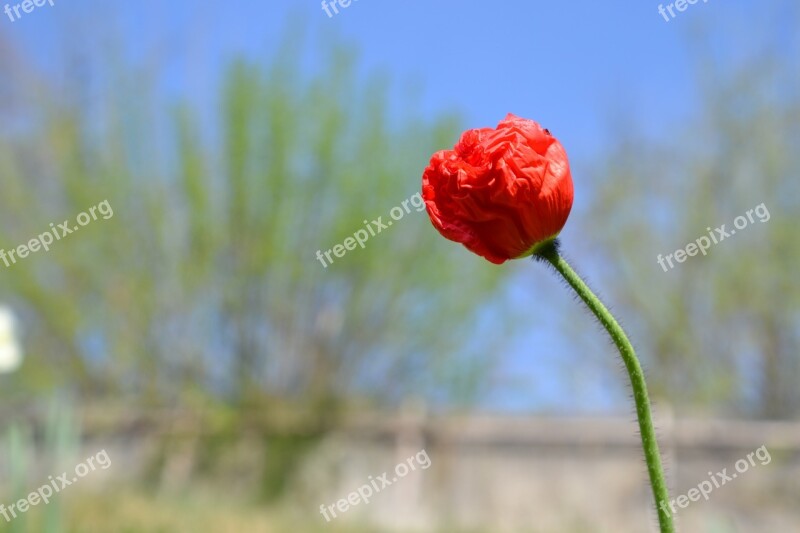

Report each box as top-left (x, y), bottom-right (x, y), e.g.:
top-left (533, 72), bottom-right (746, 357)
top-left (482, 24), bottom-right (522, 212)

top-left (3, 0), bottom-right (791, 412)
top-left (7, 1), bottom-right (785, 196)
top-left (6, 0), bottom-right (766, 156)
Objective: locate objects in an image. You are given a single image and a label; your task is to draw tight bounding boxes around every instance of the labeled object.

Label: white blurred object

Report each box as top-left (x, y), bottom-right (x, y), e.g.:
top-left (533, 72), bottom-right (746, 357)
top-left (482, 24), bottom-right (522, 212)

top-left (0, 306), bottom-right (23, 373)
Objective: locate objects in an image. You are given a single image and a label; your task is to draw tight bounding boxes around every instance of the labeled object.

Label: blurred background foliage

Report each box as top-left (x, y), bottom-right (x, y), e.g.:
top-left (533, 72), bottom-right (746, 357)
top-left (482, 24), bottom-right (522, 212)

top-left (580, 33), bottom-right (800, 418)
top-left (0, 31), bottom-right (512, 409)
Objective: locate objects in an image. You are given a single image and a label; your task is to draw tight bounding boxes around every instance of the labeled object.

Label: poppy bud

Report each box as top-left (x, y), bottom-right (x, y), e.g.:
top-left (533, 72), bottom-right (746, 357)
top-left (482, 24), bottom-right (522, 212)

top-left (422, 113), bottom-right (574, 264)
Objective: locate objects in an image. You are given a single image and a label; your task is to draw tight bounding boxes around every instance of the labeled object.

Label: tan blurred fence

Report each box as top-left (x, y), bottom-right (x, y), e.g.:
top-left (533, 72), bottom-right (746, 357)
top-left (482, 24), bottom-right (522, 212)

top-left (2, 407), bottom-right (800, 532)
top-left (296, 409), bottom-right (800, 532)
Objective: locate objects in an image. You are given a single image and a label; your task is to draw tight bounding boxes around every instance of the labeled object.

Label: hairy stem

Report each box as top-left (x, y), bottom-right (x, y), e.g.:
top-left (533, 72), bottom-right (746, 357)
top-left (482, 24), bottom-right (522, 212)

top-left (535, 241), bottom-right (674, 533)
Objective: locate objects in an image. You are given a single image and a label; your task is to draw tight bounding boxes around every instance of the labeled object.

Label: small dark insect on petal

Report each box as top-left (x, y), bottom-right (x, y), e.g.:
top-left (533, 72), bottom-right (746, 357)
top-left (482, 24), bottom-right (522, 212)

top-left (544, 128), bottom-right (551, 135)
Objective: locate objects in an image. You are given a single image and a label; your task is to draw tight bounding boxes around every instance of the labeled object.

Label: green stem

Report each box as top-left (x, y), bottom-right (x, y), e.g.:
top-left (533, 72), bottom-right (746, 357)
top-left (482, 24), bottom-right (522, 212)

top-left (536, 241), bottom-right (675, 533)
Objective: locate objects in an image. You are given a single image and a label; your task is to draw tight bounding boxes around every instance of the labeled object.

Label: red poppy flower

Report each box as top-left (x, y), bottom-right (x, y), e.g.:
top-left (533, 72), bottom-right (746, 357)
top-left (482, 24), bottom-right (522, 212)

top-left (422, 113), bottom-right (574, 264)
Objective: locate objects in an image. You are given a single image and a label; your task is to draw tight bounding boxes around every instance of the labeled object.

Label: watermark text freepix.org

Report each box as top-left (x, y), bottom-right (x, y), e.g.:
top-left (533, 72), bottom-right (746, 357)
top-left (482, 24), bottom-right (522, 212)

top-left (658, 0), bottom-right (709, 22)
top-left (659, 445), bottom-right (770, 517)
top-left (657, 202), bottom-right (769, 272)
top-left (0, 200), bottom-right (114, 269)
top-left (0, 449), bottom-right (111, 522)
top-left (316, 192), bottom-right (425, 268)
top-left (321, 0), bottom-right (359, 18)
top-left (319, 448), bottom-right (432, 522)
top-left (4, 0), bottom-right (55, 23)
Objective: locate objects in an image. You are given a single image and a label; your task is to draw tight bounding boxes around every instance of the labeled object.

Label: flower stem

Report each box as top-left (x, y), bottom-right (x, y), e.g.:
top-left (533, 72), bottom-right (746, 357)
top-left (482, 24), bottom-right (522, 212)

top-left (535, 241), bottom-right (675, 533)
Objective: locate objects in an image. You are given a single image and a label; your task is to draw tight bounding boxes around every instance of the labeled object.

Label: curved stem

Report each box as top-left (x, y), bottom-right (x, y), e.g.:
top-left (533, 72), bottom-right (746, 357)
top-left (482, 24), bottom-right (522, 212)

top-left (535, 241), bottom-right (675, 533)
